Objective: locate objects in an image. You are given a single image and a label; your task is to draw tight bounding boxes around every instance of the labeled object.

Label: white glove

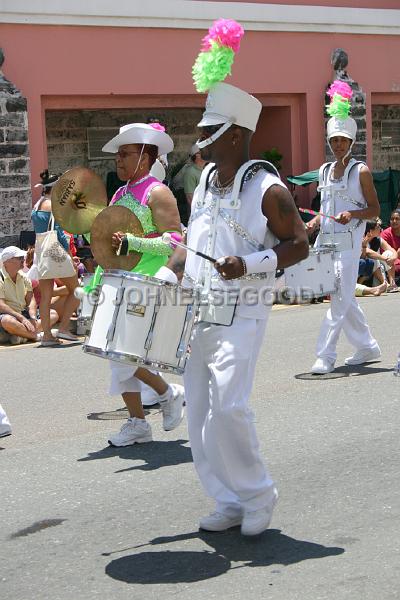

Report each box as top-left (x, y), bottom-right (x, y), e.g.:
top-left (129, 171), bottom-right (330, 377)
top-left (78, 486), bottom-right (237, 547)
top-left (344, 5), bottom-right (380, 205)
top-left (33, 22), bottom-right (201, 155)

top-left (154, 266), bottom-right (178, 284)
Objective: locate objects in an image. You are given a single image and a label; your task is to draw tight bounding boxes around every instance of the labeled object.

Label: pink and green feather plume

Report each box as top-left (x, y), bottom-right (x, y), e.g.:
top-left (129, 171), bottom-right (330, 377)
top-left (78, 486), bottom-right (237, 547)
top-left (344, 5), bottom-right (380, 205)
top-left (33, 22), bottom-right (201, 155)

top-left (192, 19), bottom-right (244, 93)
top-left (326, 80), bottom-right (353, 119)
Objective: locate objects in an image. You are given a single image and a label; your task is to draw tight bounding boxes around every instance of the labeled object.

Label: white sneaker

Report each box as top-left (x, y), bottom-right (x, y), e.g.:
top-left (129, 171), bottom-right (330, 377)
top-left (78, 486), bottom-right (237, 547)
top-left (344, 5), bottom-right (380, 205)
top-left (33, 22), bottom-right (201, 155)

top-left (241, 488), bottom-right (278, 536)
top-left (159, 384), bottom-right (185, 431)
top-left (0, 424), bottom-right (12, 438)
top-left (311, 357), bottom-right (335, 374)
top-left (199, 511), bottom-right (242, 532)
top-left (108, 418), bottom-right (153, 447)
top-left (344, 346), bottom-right (381, 365)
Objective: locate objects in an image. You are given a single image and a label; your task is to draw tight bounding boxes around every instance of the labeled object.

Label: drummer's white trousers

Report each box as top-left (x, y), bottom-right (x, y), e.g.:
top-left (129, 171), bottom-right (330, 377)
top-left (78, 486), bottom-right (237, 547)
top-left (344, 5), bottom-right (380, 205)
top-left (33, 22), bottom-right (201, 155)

top-left (316, 250), bottom-right (378, 361)
top-left (184, 316), bottom-right (275, 515)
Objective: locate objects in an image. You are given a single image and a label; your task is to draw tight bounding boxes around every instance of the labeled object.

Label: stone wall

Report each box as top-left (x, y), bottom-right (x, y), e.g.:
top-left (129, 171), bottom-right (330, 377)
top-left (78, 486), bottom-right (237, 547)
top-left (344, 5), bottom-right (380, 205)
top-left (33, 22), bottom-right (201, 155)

top-left (46, 108), bottom-right (203, 184)
top-left (0, 68), bottom-right (31, 248)
top-left (372, 104), bottom-right (400, 171)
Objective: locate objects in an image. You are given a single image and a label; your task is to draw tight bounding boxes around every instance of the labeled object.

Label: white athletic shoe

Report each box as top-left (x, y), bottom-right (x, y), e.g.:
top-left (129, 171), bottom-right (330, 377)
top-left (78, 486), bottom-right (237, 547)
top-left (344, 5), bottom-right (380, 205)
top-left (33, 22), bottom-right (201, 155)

top-left (108, 418), bottom-right (153, 447)
top-left (159, 384), bottom-right (185, 431)
top-left (344, 346), bottom-right (381, 366)
top-left (199, 511), bottom-right (242, 532)
top-left (311, 358), bottom-right (335, 374)
top-left (241, 488), bottom-right (278, 536)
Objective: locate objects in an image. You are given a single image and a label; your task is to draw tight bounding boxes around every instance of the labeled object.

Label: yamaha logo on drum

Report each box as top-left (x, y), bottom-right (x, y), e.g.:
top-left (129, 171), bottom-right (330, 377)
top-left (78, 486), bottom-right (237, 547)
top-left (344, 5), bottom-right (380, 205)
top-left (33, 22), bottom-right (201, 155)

top-left (126, 303), bottom-right (146, 317)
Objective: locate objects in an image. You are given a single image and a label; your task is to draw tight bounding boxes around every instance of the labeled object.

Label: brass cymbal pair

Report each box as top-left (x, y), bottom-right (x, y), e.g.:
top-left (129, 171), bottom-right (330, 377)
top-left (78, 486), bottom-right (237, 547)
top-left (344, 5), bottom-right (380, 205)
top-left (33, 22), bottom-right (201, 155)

top-left (51, 167), bottom-right (142, 269)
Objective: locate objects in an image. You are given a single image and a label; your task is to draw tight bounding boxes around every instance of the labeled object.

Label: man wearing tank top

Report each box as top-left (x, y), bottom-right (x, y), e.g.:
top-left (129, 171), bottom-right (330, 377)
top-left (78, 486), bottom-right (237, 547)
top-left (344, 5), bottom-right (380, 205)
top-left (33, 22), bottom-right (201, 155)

top-left (163, 82), bottom-right (309, 536)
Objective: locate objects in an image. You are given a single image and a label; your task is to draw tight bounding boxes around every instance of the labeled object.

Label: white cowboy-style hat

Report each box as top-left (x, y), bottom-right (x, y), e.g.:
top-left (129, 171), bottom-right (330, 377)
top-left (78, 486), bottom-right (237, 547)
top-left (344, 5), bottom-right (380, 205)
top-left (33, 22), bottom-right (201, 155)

top-left (102, 123), bottom-right (174, 155)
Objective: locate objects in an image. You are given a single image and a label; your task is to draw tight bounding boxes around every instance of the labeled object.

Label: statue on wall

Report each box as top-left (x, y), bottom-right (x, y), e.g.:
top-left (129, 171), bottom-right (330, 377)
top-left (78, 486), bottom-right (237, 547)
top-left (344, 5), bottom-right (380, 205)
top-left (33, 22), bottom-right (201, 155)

top-left (330, 48), bottom-right (353, 82)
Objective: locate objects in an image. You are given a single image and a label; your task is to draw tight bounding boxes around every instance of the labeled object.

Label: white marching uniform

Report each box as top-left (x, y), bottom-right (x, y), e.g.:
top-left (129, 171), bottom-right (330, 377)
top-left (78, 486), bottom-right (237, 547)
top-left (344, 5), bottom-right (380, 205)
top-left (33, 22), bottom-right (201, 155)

top-left (315, 159), bottom-right (379, 361)
top-left (183, 164), bottom-right (284, 515)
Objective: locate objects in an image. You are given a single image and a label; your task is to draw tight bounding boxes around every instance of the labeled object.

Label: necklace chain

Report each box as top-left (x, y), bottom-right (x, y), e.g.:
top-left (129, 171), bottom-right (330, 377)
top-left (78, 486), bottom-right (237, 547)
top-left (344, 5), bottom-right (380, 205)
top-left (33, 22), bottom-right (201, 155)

top-left (210, 171), bottom-right (235, 198)
top-left (215, 171), bottom-right (235, 189)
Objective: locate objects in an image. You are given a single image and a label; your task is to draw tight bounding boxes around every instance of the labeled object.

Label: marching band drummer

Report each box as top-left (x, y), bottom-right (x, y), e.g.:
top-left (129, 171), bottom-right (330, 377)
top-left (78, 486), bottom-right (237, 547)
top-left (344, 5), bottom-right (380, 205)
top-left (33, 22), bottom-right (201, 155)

top-left (161, 20), bottom-right (309, 536)
top-left (307, 81), bottom-right (381, 374)
top-left (101, 122), bottom-right (185, 447)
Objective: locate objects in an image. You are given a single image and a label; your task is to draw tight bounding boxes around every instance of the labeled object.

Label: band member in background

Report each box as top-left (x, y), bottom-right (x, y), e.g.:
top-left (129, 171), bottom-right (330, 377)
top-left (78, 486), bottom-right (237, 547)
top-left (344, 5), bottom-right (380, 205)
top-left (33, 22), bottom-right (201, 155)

top-left (307, 81), bottom-right (381, 374)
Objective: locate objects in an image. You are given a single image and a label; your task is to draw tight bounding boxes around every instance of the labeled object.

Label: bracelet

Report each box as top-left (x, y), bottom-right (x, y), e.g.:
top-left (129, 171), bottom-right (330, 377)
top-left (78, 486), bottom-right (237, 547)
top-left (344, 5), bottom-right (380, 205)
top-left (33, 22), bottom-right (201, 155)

top-left (238, 256), bottom-right (247, 277)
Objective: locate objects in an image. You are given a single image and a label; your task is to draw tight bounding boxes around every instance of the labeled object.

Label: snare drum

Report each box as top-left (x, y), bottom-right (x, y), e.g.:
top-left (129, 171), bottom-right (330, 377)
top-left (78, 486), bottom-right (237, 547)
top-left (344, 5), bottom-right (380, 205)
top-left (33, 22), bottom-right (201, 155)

top-left (83, 270), bottom-right (197, 375)
top-left (77, 274), bottom-right (96, 336)
top-left (283, 246), bottom-right (337, 300)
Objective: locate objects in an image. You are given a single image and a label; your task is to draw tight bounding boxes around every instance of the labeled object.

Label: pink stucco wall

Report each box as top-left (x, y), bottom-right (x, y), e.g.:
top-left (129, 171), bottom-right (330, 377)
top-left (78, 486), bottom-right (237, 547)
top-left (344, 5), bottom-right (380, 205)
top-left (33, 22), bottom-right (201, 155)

top-left (0, 21), bottom-right (399, 201)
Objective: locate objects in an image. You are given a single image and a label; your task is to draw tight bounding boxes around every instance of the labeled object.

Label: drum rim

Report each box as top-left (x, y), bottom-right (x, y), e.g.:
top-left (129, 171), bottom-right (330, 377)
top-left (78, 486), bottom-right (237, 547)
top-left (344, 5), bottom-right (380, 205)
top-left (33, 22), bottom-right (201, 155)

top-left (83, 344), bottom-right (186, 376)
top-left (102, 269), bottom-right (195, 296)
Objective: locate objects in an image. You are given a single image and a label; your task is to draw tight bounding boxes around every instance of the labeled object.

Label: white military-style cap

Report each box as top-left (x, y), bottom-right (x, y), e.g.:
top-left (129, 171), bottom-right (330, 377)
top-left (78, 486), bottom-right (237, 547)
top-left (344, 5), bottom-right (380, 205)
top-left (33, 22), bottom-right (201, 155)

top-left (198, 82), bottom-right (261, 132)
top-left (150, 159), bottom-right (166, 182)
top-left (196, 82), bottom-right (262, 149)
top-left (327, 116), bottom-right (357, 142)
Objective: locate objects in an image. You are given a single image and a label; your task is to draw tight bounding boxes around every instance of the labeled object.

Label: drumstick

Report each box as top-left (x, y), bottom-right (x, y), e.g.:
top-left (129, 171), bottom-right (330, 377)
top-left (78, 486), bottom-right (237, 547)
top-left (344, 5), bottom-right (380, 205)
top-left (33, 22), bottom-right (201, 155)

top-left (161, 232), bottom-right (217, 263)
top-left (299, 207), bottom-right (336, 221)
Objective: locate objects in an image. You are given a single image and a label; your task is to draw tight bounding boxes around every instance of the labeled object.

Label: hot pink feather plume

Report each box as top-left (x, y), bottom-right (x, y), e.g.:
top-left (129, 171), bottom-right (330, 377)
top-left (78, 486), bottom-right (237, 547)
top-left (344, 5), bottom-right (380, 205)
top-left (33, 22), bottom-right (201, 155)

top-left (327, 80), bottom-right (352, 100)
top-left (201, 18), bottom-right (244, 53)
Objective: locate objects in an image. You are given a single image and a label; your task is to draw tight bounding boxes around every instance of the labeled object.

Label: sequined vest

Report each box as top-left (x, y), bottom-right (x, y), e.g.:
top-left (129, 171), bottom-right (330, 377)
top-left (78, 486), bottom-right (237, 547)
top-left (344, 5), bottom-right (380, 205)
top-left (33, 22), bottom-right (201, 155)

top-left (110, 175), bottom-right (167, 275)
top-left (184, 162), bottom-right (287, 320)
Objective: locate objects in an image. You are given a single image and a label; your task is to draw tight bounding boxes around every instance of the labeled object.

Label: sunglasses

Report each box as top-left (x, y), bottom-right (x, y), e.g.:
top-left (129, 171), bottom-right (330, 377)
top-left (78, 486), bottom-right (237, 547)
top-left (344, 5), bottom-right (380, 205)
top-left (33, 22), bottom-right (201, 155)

top-left (200, 125), bottom-right (222, 135)
top-left (116, 150), bottom-right (141, 160)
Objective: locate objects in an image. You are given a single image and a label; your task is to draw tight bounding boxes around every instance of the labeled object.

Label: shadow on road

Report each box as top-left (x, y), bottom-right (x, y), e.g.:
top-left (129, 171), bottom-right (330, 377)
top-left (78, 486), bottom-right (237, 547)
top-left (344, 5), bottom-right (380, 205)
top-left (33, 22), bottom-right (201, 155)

top-left (295, 362), bottom-right (393, 381)
top-left (77, 439), bottom-right (192, 471)
top-left (104, 528), bottom-right (344, 584)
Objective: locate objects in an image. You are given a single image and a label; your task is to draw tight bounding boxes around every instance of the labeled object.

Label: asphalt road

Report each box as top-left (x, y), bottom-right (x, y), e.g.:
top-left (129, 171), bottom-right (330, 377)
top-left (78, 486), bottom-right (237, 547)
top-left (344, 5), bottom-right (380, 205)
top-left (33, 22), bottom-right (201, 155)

top-left (1, 295), bottom-right (399, 600)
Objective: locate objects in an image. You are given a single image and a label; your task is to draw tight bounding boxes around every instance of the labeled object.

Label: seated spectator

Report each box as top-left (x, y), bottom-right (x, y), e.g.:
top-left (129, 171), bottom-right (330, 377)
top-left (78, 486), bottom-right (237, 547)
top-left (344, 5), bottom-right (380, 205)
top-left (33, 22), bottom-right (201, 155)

top-left (355, 281), bottom-right (387, 297)
top-left (381, 209), bottom-right (400, 289)
top-left (359, 218), bottom-right (398, 291)
top-left (0, 246), bottom-right (44, 344)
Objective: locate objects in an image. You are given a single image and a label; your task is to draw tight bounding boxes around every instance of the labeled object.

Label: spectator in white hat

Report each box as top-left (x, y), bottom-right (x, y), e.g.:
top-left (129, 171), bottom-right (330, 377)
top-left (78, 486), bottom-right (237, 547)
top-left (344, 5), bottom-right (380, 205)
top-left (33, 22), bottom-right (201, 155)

top-left (183, 143), bottom-right (207, 207)
top-left (0, 246), bottom-right (41, 344)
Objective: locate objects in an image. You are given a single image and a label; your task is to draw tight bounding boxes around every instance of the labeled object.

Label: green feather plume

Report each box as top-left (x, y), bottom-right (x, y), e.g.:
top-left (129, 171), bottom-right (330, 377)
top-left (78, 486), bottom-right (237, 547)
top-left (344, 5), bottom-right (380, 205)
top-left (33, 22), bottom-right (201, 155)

top-left (192, 42), bottom-right (234, 93)
top-left (326, 94), bottom-right (351, 119)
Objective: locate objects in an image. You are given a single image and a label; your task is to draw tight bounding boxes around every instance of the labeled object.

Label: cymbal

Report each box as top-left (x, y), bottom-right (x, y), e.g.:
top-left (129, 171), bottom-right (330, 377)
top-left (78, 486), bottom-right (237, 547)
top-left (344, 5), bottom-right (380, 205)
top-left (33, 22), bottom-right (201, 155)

top-left (90, 205), bottom-right (144, 271)
top-left (51, 167), bottom-right (108, 234)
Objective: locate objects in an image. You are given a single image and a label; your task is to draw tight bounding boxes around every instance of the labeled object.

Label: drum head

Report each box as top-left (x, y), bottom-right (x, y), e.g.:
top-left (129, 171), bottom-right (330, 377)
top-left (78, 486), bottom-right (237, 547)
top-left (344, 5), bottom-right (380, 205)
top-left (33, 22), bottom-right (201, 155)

top-left (90, 205), bottom-right (144, 271)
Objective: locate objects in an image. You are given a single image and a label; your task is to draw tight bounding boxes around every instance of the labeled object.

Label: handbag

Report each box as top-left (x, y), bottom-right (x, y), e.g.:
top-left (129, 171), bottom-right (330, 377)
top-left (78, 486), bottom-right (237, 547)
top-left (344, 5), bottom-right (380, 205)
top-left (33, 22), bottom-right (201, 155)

top-left (35, 214), bottom-right (76, 280)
